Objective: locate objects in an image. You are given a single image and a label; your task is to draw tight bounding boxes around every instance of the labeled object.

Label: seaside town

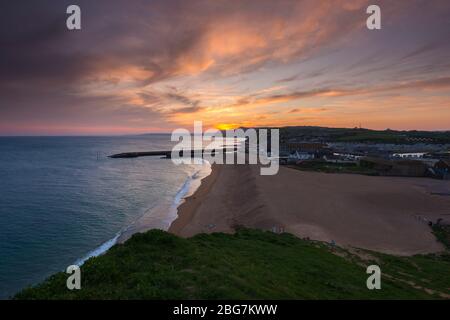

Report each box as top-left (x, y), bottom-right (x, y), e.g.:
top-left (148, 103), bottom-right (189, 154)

top-left (273, 127), bottom-right (450, 180)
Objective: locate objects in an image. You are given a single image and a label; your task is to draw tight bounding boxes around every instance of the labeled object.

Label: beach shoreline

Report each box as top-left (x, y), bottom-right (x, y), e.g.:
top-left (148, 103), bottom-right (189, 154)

top-left (113, 161), bottom-right (212, 246)
top-left (169, 164), bottom-right (222, 235)
top-left (168, 164), bottom-right (450, 256)
top-left (75, 161), bottom-right (214, 266)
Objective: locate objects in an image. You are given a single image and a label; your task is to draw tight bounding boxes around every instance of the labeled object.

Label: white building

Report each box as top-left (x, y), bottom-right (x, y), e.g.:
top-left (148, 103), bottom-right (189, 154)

top-left (392, 152), bottom-right (426, 159)
top-left (288, 151), bottom-right (315, 161)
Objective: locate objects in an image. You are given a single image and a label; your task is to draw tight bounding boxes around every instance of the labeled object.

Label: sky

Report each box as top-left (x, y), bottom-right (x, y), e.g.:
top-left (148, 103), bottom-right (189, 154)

top-left (0, 0), bottom-right (450, 135)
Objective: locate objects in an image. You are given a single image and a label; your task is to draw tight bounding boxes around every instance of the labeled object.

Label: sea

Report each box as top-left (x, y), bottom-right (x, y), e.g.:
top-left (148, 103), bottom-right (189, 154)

top-left (0, 135), bottom-right (211, 299)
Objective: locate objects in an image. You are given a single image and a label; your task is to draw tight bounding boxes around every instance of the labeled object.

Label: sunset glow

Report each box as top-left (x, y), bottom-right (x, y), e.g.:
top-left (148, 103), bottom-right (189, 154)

top-left (215, 124), bottom-right (241, 131)
top-left (1, 0), bottom-right (450, 135)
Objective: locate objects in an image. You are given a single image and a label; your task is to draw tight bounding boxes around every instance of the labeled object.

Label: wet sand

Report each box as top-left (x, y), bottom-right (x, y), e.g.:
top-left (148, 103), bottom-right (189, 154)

top-left (169, 164), bottom-right (450, 255)
top-left (169, 164), bottom-right (223, 235)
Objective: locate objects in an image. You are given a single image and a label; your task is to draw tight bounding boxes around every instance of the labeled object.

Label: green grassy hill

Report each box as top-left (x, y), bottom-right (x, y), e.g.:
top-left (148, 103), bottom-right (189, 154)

top-left (15, 229), bottom-right (450, 299)
top-left (277, 126), bottom-right (450, 144)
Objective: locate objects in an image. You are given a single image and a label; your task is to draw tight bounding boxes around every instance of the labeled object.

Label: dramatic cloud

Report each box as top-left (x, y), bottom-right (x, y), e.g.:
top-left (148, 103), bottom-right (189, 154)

top-left (0, 0), bottom-right (449, 134)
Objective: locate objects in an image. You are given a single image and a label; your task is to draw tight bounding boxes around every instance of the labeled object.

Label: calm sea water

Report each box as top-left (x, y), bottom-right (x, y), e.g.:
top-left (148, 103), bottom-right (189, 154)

top-left (0, 135), bottom-right (209, 299)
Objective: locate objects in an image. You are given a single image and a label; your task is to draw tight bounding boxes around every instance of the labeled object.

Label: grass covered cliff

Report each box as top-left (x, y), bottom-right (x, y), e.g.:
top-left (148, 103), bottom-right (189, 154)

top-left (15, 229), bottom-right (450, 299)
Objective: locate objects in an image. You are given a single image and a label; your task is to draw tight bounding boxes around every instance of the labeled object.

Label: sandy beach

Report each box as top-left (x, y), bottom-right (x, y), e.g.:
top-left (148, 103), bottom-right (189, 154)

top-left (169, 164), bottom-right (450, 255)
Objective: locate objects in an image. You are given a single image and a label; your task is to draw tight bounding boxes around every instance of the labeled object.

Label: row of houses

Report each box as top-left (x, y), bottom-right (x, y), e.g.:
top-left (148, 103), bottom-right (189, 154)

top-left (280, 142), bottom-right (330, 163)
top-left (280, 141), bottom-right (450, 179)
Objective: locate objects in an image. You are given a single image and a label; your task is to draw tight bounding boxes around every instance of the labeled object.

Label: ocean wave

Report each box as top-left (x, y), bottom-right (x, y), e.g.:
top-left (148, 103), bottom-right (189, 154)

top-left (74, 233), bottom-right (121, 266)
top-left (74, 159), bottom-right (212, 266)
top-left (174, 159), bottom-right (212, 206)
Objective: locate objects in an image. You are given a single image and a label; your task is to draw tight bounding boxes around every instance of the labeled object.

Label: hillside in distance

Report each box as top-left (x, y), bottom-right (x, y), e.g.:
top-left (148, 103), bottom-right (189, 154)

top-left (265, 126), bottom-right (450, 144)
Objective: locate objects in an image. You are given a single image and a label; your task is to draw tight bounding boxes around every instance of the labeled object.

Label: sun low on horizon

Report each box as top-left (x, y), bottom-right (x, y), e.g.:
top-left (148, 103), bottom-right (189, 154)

top-left (1, 0), bottom-right (450, 136)
top-left (214, 124), bottom-right (242, 131)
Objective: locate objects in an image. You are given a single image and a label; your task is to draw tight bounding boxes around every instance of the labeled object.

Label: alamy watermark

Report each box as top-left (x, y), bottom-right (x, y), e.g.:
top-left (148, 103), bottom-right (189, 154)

top-left (66, 4), bottom-right (381, 31)
top-left (66, 5), bottom-right (81, 30)
top-left (366, 265), bottom-right (381, 290)
top-left (366, 5), bottom-right (381, 30)
top-left (171, 121), bottom-right (279, 176)
top-left (66, 265), bottom-right (81, 290)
